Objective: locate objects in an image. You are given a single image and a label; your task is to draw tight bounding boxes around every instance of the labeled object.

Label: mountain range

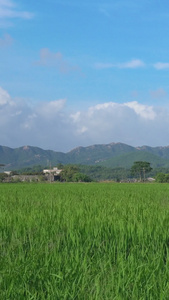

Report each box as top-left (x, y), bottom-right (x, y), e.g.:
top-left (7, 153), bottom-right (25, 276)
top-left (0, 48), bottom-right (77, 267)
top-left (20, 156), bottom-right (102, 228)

top-left (1, 143), bottom-right (169, 170)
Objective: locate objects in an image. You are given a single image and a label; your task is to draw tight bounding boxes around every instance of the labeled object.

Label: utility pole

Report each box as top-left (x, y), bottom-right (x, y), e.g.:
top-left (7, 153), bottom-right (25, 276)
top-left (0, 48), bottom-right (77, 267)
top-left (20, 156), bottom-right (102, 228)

top-left (50, 162), bottom-right (52, 183)
top-left (143, 168), bottom-right (145, 182)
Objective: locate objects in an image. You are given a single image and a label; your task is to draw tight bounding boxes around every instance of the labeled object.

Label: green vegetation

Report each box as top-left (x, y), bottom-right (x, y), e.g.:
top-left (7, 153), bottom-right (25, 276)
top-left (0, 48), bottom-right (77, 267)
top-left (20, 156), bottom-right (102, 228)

top-left (0, 172), bottom-right (8, 182)
top-left (13, 162), bottom-right (169, 182)
top-left (156, 172), bottom-right (169, 183)
top-left (13, 164), bottom-right (132, 182)
top-left (98, 150), bottom-right (168, 169)
top-left (131, 161), bottom-right (152, 181)
top-left (59, 165), bottom-right (92, 182)
top-left (79, 165), bottom-right (131, 181)
top-left (1, 182), bottom-right (169, 299)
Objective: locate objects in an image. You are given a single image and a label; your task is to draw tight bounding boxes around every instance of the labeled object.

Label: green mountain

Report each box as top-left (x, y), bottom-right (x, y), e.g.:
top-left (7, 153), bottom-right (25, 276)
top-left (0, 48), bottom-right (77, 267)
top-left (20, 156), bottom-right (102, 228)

top-left (0, 145), bottom-right (67, 170)
top-left (98, 151), bottom-right (169, 169)
top-left (66, 142), bottom-right (136, 165)
top-left (1, 142), bottom-right (169, 170)
top-left (136, 145), bottom-right (169, 159)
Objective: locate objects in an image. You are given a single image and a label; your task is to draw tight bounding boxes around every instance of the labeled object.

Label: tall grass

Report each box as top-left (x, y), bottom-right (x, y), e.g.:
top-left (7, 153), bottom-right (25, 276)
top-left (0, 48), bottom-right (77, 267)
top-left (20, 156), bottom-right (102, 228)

top-left (1, 183), bottom-right (169, 299)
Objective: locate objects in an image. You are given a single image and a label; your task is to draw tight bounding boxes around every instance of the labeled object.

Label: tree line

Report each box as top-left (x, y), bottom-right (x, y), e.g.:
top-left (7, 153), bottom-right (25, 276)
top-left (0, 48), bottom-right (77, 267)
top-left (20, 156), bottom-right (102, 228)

top-left (2, 160), bottom-right (169, 183)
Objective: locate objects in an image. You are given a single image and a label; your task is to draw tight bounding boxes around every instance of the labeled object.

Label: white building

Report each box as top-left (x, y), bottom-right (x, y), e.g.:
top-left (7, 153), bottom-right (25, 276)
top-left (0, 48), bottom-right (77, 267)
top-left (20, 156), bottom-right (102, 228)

top-left (43, 167), bottom-right (62, 175)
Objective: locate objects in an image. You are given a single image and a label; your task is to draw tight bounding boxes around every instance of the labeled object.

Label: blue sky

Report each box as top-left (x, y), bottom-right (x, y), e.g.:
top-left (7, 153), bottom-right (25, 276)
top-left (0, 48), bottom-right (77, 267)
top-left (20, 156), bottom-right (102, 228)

top-left (1, 0), bottom-right (169, 151)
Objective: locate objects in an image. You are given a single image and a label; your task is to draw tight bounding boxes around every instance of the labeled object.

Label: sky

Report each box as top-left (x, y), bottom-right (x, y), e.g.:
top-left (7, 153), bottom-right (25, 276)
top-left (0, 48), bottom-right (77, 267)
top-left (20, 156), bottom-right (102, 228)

top-left (1, 0), bottom-right (169, 152)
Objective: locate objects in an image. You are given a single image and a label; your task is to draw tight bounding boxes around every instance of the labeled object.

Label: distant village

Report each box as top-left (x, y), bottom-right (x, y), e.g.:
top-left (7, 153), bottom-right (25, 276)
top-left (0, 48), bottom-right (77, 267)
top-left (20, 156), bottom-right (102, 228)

top-left (1, 167), bottom-right (62, 183)
top-left (0, 165), bottom-right (156, 183)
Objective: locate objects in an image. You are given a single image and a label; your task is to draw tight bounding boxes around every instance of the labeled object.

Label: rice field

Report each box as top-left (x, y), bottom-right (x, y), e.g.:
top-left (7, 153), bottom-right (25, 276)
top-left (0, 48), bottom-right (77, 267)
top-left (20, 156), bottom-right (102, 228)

top-left (1, 182), bottom-right (169, 299)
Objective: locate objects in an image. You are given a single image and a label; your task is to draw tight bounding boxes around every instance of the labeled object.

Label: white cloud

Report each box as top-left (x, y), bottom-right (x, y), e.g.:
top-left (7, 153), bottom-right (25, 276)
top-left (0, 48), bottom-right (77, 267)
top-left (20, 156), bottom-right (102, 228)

top-left (77, 126), bottom-right (88, 134)
top-left (70, 111), bottom-right (81, 122)
top-left (38, 99), bottom-right (66, 119)
top-left (1, 86), bottom-right (169, 151)
top-left (154, 62), bottom-right (169, 70)
top-left (95, 59), bottom-right (145, 69)
top-left (88, 102), bottom-right (117, 117)
top-left (0, 0), bottom-right (33, 20)
top-left (124, 101), bottom-right (156, 120)
top-left (35, 48), bottom-right (79, 74)
top-left (0, 86), bottom-right (11, 105)
top-left (118, 59), bottom-right (145, 69)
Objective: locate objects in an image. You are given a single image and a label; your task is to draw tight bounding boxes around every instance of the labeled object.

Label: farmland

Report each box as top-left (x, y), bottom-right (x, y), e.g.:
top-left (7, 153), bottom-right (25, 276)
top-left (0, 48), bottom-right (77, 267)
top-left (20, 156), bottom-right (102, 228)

top-left (1, 182), bottom-right (169, 299)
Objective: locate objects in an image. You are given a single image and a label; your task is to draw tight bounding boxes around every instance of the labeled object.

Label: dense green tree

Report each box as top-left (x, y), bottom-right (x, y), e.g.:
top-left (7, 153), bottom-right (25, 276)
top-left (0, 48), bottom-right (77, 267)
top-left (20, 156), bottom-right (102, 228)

top-left (79, 165), bottom-right (130, 181)
top-left (60, 165), bottom-right (92, 182)
top-left (72, 172), bottom-right (92, 182)
top-left (60, 165), bottom-right (79, 182)
top-left (131, 161), bottom-right (152, 181)
top-left (155, 173), bottom-right (166, 183)
top-left (165, 174), bottom-right (169, 183)
top-left (0, 173), bottom-right (8, 182)
top-left (155, 172), bottom-right (169, 183)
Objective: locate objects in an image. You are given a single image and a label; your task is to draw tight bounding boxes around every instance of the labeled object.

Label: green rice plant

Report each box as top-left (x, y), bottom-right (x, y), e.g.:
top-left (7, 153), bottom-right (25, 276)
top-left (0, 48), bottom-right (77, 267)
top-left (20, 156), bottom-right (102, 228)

top-left (0, 182), bottom-right (169, 299)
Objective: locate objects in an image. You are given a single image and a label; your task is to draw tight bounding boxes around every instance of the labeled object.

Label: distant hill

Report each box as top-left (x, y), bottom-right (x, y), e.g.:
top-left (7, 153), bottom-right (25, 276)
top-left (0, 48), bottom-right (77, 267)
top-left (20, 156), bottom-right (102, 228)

top-left (0, 145), bottom-right (67, 170)
top-left (98, 151), bottom-right (169, 169)
top-left (1, 143), bottom-right (169, 170)
top-left (66, 142), bottom-right (136, 165)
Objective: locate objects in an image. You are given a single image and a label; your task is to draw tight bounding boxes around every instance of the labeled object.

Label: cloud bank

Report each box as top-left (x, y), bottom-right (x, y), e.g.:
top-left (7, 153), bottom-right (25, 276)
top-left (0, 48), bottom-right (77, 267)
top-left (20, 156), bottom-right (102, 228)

top-left (0, 87), bottom-right (169, 152)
